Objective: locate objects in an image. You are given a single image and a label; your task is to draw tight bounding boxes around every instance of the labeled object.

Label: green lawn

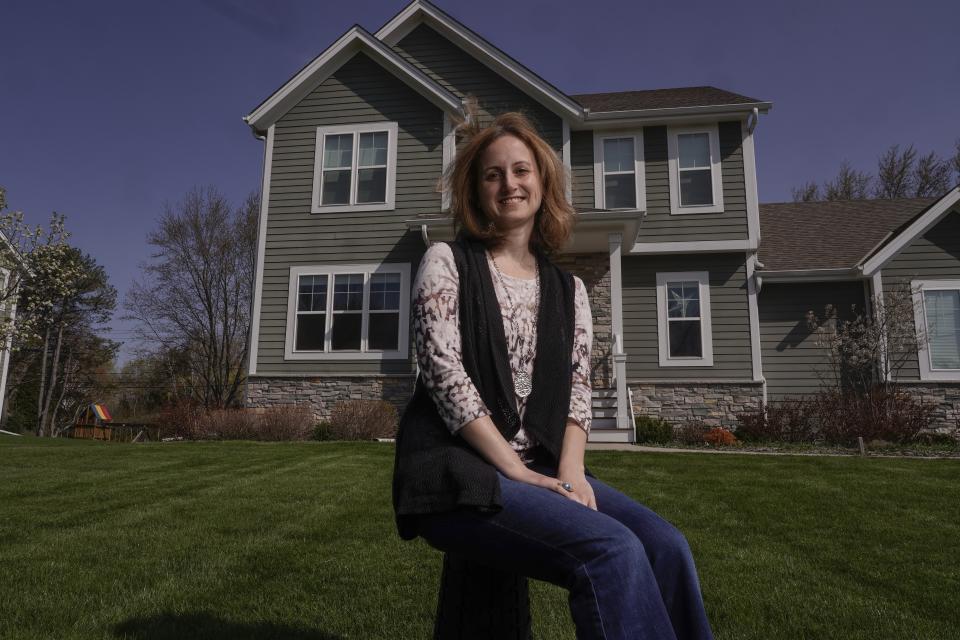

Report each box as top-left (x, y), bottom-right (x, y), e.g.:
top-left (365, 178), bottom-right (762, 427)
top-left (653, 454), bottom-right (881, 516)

top-left (1, 437), bottom-right (958, 639)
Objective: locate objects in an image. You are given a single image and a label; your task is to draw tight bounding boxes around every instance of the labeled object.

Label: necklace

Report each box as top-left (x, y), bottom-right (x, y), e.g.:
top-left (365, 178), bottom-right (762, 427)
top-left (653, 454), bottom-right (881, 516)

top-left (488, 250), bottom-right (539, 398)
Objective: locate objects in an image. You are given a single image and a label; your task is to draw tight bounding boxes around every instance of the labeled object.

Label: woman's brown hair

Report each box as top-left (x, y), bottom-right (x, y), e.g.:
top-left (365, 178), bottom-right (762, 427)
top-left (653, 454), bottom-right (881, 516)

top-left (443, 106), bottom-right (574, 253)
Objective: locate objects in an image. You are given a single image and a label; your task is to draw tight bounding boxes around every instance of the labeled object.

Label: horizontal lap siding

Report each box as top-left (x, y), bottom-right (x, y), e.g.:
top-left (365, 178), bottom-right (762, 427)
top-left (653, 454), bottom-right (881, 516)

top-left (637, 122), bottom-right (749, 242)
top-left (257, 51), bottom-right (443, 375)
top-left (571, 130), bottom-right (594, 210)
top-left (622, 253), bottom-right (752, 379)
top-left (392, 24), bottom-right (563, 150)
top-left (882, 210), bottom-right (960, 381)
top-left (759, 281), bottom-right (866, 399)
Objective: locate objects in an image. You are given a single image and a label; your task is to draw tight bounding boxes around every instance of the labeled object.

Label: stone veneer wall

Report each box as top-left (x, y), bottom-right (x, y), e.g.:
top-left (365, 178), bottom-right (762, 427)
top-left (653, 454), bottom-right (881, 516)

top-left (552, 253), bottom-right (612, 388)
top-left (629, 382), bottom-right (764, 428)
top-left (246, 375), bottom-right (416, 421)
top-left (894, 383), bottom-right (960, 432)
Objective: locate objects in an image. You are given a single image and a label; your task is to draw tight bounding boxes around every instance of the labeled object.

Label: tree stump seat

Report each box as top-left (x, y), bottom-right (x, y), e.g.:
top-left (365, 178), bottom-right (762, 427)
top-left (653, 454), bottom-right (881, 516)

top-left (433, 552), bottom-right (532, 640)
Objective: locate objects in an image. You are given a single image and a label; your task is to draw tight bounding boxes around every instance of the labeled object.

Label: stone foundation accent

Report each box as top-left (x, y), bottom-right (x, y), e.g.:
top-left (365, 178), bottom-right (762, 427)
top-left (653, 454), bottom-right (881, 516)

top-left (246, 375), bottom-right (415, 421)
top-left (629, 382), bottom-right (764, 428)
top-left (553, 253), bottom-right (612, 388)
top-left (895, 383), bottom-right (960, 432)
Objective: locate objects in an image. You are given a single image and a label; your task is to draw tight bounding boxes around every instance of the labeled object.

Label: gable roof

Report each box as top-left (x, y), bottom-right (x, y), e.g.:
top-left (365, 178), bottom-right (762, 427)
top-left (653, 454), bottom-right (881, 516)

top-left (860, 186), bottom-right (960, 275)
top-left (758, 198), bottom-right (937, 272)
top-left (244, 25), bottom-right (462, 134)
top-left (375, 0), bottom-right (583, 120)
top-left (573, 86), bottom-right (767, 114)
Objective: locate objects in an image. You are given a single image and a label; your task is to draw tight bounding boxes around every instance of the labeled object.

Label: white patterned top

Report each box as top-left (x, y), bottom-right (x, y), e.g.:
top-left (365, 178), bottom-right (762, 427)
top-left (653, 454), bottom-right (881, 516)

top-left (412, 242), bottom-right (593, 463)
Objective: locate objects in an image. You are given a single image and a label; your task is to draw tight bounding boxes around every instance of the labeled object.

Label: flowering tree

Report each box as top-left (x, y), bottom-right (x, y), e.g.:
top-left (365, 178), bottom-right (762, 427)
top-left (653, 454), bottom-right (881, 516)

top-left (0, 187), bottom-right (118, 435)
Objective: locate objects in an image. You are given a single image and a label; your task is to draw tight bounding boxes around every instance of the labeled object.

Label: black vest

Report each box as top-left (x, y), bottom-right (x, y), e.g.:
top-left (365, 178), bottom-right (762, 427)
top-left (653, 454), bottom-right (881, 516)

top-left (392, 236), bottom-right (591, 540)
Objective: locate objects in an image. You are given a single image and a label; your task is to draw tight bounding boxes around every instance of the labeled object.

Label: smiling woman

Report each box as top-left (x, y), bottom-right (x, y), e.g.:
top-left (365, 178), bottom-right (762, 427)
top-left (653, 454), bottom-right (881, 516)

top-left (392, 110), bottom-right (716, 640)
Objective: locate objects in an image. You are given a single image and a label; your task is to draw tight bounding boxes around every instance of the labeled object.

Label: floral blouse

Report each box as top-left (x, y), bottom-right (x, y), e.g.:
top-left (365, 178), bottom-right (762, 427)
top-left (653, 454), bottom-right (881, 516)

top-left (412, 242), bottom-right (593, 463)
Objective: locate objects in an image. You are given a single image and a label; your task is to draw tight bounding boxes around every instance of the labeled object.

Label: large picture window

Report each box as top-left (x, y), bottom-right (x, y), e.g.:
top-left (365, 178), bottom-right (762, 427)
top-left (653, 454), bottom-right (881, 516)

top-left (286, 264), bottom-right (410, 360)
top-left (912, 279), bottom-right (960, 380)
top-left (593, 132), bottom-right (645, 211)
top-left (667, 125), bottom-right (724, 215)
top-left (312, 122), bottom-right (398, 214)
top-left (656, 271), bottom-right (714, 367)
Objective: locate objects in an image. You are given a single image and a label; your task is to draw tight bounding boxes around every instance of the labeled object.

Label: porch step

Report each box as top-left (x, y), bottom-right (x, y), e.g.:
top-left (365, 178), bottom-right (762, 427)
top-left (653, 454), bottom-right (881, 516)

top-left (588, 388), bottom-right (633, 443)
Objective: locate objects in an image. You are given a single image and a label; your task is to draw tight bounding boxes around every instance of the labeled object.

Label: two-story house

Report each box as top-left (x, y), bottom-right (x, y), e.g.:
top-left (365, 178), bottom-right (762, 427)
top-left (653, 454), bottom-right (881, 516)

top-left (243, 0), bottom-right (960, 440)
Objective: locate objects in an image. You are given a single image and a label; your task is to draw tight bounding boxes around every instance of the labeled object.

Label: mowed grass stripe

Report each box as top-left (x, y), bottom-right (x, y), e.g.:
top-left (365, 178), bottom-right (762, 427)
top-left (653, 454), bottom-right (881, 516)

top-left (1, 437), bottom-right (957, 639)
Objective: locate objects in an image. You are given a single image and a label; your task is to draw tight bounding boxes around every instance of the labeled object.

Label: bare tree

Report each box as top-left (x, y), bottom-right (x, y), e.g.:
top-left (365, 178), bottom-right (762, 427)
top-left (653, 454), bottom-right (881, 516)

top-left (913, 151), bottom-right (953, 197)
top-left (953, 139), bottom-right (960, 183)
top-left (125, 186), bottom-right (258, 409)
top-left (823, 162), bottom-right (872, 201)
top-left (807, 282), bottom-right (923, 393)
top-left (875, 144), bottom-right (917, 199)
top-left (791, 181), bottom-right (820, 203)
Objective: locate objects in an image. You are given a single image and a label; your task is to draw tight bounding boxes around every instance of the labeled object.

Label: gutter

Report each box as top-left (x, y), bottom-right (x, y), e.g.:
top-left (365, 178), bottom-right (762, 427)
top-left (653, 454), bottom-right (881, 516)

top-left (583, 101), bottom-right (772, 123)
top-left (755, 267), bottom-right (863, 288)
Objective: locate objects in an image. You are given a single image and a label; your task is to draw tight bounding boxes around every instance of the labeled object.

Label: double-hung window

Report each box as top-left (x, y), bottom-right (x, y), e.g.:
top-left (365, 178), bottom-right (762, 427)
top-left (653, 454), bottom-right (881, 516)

top-left (312, 122), bottom-right (398, 213)
top-left (667, 125), bottom-right (723, 214)
top-left (286, 264), bottom-right (410, 360)
top-left (593, 133), bottom-right (645, 210)
top-left (656, 271), bottom-right (714, 367)
top-left (912, 279), bottom-right (960, 380)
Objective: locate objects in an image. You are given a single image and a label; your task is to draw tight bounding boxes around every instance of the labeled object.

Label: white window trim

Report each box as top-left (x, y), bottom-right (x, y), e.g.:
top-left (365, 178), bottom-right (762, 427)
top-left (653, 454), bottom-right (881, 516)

top-left (667, 124), bottom-right (724, 215)
top-left (593, 131), bottom-right (646, 211)
top-left (911, 279), bottom-right (960, 381)
top-left (311, 122), bottom-right (399, 214)
top-left (656, 271), bottom-right (714, 367)
top-left (285, 263), bottom-right (410, 361)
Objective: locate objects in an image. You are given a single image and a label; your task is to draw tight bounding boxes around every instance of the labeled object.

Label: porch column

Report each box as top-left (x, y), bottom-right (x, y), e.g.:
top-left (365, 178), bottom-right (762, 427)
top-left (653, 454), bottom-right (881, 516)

top-left (609, 233), bottom-right (632, 436)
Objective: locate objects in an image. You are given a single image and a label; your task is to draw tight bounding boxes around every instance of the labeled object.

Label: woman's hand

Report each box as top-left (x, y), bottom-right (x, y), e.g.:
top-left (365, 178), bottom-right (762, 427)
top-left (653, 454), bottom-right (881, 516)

top-left (556, 469), bottom-right (597, 510)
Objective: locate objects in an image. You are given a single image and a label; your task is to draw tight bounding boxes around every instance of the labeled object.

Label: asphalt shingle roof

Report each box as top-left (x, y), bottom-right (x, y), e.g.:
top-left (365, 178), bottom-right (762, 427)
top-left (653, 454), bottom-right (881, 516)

top-left (758, 198), bottom-right (937, 271)
top-left (571, 86), bottom-right (764, 113)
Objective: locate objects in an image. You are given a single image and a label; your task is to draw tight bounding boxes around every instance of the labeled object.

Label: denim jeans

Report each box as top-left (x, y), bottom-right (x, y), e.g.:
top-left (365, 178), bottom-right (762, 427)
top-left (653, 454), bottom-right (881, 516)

top-left (415, 455), bottom-right (714, 640)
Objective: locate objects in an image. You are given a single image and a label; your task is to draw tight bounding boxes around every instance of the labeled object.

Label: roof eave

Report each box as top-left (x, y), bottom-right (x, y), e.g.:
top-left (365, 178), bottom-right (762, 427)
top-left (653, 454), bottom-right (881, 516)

top-left (583, 101), bottom-right (772, 123)
top-left (756, 267), bottom-right (863, 283)
top-left (376, 0), bottom-right (584, 121)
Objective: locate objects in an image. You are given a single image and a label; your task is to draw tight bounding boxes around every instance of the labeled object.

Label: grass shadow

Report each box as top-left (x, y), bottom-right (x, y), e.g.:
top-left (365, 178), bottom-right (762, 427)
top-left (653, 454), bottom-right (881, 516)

top-left (112, 612), bottom-right (344, 640)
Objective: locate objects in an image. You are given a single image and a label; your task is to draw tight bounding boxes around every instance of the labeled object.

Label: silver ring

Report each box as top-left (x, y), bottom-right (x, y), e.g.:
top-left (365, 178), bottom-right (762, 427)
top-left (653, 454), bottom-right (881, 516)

top-left (561, 482), bottom-right (574, 492)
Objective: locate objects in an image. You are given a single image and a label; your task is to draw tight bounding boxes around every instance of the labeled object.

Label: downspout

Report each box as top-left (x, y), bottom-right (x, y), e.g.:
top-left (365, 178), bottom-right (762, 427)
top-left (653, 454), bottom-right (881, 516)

top-left (746, 107), bottom-right (759, 134)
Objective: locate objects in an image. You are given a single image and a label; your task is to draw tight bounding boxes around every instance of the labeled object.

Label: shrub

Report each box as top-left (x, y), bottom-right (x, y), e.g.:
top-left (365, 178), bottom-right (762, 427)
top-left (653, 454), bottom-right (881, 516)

top-left (200, 409), bottom-right (260, 440)
top-left (736, 399), bottom-right (816, 443)
top-left (634, 415), bottom-right (673, 444)
top-left (157, 403), bottom-right (206, 439)
top-left (313, 421), bottom-right (334, 441)
top-left (676, 421), bottom-right (710, 445)
top-left (703, 427), bottom-right (737, 446)
top-left (808, 388), bottom-right (934, 446)
top-left (329, 399), bottom-right (399, 440)
top-left (258, 405), bottom-right (314, 441)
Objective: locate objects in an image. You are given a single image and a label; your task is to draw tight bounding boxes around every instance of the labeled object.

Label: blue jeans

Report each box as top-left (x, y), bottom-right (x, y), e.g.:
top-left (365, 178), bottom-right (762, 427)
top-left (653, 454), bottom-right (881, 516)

top-left (415, 457), bottom-right (714, 640)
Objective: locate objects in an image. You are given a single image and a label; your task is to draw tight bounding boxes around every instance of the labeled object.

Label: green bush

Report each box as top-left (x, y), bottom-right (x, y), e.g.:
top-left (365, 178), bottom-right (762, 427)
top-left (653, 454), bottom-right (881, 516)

top-left (634, 415), bottom-right (673, 444)
top-left (313, 421), bottom-right (334, 441)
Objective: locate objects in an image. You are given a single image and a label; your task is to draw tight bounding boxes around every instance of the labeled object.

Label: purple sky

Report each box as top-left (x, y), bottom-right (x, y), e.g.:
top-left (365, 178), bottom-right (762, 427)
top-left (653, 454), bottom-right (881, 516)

top-left (2, 0), bottom-right (958, 364)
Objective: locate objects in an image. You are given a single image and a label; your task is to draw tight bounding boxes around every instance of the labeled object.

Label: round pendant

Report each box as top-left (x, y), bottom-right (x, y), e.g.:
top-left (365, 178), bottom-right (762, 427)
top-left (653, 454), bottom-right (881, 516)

top-left (513, 369), bottom-right (532, 398)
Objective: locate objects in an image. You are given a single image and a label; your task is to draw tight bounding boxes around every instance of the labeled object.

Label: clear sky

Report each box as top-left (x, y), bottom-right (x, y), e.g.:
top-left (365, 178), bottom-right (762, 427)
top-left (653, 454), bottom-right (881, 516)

top-left (2, 0), bottom-right (958, 363)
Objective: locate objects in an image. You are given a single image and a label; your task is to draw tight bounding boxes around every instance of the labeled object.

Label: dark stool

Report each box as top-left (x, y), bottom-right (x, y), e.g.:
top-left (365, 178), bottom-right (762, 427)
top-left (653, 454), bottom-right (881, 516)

top-left (433, 552), bottom-right (532, 640)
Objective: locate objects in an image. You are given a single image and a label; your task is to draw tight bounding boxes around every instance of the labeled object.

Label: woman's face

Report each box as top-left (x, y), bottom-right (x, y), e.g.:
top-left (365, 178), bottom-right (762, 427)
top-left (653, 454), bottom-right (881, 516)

top-left (478, 134), bottom-right (543, 233)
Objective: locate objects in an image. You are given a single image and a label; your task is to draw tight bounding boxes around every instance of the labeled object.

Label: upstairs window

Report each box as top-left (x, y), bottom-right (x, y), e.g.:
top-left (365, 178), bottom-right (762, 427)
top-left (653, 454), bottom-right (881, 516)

top-left (656, 271), bottom-right (714, 367)
top-left (913, 280), bottom-right (960, 380)
top-left (286, 264), bottom-right (410, 360)
top-left (594, 133), bottom-right (645, 211)
top-left (312, 122), bottom-right (398, 214)
top-left (667, 125), bottom-right (724, 214)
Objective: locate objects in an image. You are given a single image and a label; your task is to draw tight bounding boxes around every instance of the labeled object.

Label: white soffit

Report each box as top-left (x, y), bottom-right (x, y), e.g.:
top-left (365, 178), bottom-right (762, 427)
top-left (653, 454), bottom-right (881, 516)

top-left (244, 25), bottom-right (462, 133)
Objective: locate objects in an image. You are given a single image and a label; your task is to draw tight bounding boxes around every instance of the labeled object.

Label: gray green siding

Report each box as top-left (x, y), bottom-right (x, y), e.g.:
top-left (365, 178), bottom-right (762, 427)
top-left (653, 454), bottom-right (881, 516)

top-left (256, 52), bottom-right (443, 375)
top-left (621, 253), bottom-right (753, 380)
top-left (759, 281), bottom-right (866, 399)
top-left (637, 122), bottom-right (749, 242)
top-left (881, 209), bottom-right (960, 381)
top-left (391, 24), bottom-right (563, 150)
top-left (570, 130), bottom-right (594, 211)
